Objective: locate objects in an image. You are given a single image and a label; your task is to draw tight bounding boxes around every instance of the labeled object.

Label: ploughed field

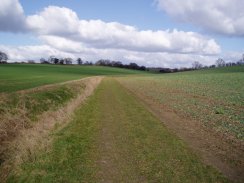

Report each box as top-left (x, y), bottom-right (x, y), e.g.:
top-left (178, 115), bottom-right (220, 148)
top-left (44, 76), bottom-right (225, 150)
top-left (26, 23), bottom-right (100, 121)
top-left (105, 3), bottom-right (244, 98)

top-left (0, 64), bottom-right (243, 182)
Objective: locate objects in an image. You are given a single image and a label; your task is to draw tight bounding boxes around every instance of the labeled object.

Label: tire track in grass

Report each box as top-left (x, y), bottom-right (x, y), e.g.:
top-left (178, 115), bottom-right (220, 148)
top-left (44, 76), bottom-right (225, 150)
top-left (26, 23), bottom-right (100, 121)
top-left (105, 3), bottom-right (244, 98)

top-left (8, 78), bottom-right (229, 182)
top-left (95, 79), bottom-right (228, 183)
top-left (95, 79), bottom-right (145, 182)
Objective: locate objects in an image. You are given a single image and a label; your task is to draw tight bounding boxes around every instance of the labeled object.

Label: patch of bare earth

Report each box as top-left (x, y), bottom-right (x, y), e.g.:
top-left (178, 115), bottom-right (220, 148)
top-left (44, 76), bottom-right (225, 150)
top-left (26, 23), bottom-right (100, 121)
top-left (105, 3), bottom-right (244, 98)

top-left (118, 80), bottom-right (244, 183)
top-left (0, 76), bottom-right (102, 182)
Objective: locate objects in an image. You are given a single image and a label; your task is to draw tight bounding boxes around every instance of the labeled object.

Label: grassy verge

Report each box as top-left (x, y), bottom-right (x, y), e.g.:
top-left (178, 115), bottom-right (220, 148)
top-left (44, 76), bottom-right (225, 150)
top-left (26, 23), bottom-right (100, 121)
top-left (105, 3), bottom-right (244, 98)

top-left (0, 80), bottom-right (86, 168)
top-left (8, 78), bottom-right (228, 182)
top-left (0, 80), bottom-right (85, 125)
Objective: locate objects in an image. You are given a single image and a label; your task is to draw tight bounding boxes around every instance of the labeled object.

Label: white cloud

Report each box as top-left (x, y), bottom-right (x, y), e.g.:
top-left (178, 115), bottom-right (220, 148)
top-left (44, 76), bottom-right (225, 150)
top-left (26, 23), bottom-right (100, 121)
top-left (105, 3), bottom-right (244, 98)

top-left (26, 6), bottom-right (220, 55)
top-left (156, 0), bottom-right (244, 36)
top-left (0, 0), bottom-right (26, 32)
top-left (0, 0), bottom-right (224, 67)
top-left (221, 51), bottom-right (244, 63)
top-left (0, 45), bottom-right (73, 61)
top-left (39, 35), bottom-right (85, 53)
top-left (26, 6), bottom-right (80, 36)
top-left (0, 44), bottom-right (223, 68)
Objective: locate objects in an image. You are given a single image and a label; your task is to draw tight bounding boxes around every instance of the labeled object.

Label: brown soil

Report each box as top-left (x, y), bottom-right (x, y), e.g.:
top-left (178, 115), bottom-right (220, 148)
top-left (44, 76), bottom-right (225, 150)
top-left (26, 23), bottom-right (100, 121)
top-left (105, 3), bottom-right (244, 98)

top-left (0, 76), bottom-right (103, 182)
top-left (118, 80), bottom-right (244, 183)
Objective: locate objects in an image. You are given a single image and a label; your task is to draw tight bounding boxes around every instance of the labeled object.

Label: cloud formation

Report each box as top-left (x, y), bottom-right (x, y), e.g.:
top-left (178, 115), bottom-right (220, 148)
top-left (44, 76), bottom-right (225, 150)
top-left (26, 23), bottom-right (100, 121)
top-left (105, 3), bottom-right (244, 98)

top-left (26, 6), bottom-right (220, 55)
top-left (0, 44), bottom-right (220, 68)
top-left (156, 0), bottom-right (244, 36)
top-left (0, 0), bottom-right (26, 32)
top-left (0, 0), bottom-right (225, 67)
top-left (0, 45), bottom-right (72, 61)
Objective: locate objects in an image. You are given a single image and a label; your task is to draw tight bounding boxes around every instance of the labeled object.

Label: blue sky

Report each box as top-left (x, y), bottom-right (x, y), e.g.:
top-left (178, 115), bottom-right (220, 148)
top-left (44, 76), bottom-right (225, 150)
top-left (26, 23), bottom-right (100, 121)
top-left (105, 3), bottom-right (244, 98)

top-left (0, 0), bottom-right (243, 67)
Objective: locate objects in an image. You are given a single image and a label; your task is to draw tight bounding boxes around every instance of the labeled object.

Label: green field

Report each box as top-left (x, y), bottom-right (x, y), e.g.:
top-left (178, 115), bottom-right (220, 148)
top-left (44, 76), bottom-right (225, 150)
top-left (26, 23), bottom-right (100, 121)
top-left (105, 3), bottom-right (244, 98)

top-left (8, 79), bottom-right (228, 183)
top-left (0, 64), bottom-right (145, 92)
top-left (1, 65), bottom-right (243, 182)
top-left (118, 66), bottom-right (244, 139)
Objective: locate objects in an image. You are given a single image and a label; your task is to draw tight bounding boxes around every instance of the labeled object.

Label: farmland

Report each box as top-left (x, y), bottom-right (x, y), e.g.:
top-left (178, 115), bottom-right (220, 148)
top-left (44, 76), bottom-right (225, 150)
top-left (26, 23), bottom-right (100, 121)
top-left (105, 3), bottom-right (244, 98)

top-left (118, 66), bottom-right (244, 139)
top-left (7, 78), bottom-right (227, 183)
top-left (0, 64), bottom-right (243, 182)
top-left (117, 66), bottom-right (244, 181)
top-left (0, 64), bottom-right (145, 92)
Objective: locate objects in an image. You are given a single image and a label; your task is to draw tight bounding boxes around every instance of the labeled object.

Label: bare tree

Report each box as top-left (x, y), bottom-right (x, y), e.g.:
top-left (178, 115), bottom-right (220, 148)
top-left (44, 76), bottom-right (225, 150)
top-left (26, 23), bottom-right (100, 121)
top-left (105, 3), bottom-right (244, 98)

top-left (0, 51), bottom-right (8, 63)
top-left (77, 58), bottom-right (83, 65)
top-left (28, 60), bottom-right (35, 64)
top-left (48, 55), bottom-right (55, 64)
top-left (48, 56), bottom-right (60, 64)
top-left (40, 58), bottom-right (51, 64)
top-left (59, 58), bottom-right (64, 64)
top-left (215, 58), bottom-right (225, 67)
top-left (64, 58), bottom-right (73, 64)
top-left (192, 61), bottom-right (203, 69)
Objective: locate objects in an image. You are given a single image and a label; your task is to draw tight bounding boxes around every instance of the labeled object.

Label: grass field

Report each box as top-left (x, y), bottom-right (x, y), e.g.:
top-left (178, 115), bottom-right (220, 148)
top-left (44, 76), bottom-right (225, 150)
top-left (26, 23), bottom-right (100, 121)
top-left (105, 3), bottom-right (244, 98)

top-left (117, 66), bottom-right (244, 181)
top-left (118, 66), bottom-right (244, 139)
top-left (8, 79), bottom-right (228, 183)
top-left (0, 64), bottom-right (145, 92)
top-left (0, 65), bottom-right (243, 182)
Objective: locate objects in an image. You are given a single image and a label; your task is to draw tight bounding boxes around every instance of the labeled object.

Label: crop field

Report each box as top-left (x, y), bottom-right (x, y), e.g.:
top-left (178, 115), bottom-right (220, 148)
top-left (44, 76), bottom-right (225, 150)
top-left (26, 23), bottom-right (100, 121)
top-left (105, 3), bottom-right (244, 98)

top-left (0, 64), bottom-right (145, 92)
top-left (0, 64), bottom-right (243, 182)
top-left (117, 66), bottom-right (244, 181)
top-left (118, 66), bottom-right (244, 139)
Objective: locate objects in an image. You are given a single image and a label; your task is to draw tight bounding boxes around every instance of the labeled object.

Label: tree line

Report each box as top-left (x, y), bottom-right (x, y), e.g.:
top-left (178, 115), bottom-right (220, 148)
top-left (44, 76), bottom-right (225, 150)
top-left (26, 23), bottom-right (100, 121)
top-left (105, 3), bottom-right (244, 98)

top-left (191, 56), bottom-right (244, 70)
top-left (40, 56), bottom-right (147, 71)
top-left (0, 51), bottom-right (244, 73)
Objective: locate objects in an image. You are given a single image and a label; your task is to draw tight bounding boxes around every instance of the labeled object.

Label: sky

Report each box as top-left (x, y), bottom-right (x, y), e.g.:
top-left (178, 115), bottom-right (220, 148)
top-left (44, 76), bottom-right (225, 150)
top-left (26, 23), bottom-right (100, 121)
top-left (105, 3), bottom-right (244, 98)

top-left (0, 0), bottom-right (243, 68)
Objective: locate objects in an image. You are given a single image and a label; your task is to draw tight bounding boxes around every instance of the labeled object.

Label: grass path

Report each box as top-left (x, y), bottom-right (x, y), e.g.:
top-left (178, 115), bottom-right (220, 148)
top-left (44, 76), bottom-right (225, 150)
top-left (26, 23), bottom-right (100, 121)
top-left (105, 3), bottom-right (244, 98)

top-left (8, 78), bottom-right (228, 182)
